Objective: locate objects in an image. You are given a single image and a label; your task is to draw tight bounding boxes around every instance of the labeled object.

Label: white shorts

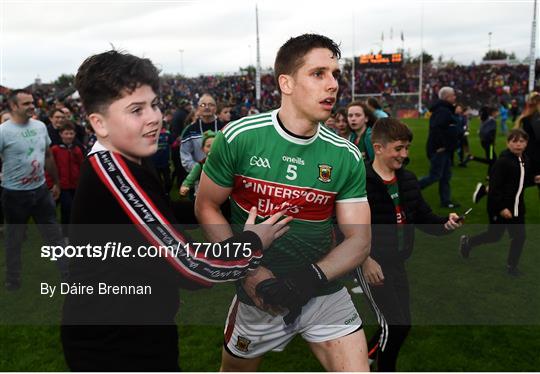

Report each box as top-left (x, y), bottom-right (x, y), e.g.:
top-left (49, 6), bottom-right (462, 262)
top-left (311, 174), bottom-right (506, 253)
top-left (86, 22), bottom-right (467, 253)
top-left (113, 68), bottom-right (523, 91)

top-left (223, 287), bottom-right (362, 358)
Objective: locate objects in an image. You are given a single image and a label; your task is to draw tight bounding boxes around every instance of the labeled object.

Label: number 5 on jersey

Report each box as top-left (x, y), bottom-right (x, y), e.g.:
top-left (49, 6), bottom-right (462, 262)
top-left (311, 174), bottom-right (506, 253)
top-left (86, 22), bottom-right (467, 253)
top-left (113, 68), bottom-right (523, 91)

top-left (286, 164), bottom-right (297, 181)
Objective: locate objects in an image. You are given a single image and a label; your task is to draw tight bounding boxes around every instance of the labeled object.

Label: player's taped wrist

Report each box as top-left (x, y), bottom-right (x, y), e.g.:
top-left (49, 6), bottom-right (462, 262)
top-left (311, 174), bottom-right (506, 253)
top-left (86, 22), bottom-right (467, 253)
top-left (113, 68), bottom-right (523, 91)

top-left (256, 263), bottom-right (328, 310)
top-left (255, 263), bottom-right (327, 325)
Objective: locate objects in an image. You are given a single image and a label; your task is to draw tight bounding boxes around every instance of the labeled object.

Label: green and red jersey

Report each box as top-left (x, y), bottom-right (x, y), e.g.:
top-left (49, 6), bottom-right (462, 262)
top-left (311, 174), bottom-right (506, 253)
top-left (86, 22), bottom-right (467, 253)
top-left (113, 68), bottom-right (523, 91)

top-left (204, 110), bottom-right (367, 297)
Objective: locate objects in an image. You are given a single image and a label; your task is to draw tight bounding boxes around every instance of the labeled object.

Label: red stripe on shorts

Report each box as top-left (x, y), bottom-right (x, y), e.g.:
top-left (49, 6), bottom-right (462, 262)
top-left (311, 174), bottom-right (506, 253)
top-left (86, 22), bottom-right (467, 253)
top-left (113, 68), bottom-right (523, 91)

top-left (224, 298), bottom-right (240, 344)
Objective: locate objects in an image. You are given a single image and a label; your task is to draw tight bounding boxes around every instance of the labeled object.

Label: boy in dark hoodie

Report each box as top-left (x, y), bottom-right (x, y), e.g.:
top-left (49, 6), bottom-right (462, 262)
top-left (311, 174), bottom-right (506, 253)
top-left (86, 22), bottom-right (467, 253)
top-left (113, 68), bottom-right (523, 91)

top-left (364, 118), bottom-right (462, 371)
top-left (460, 129), bottom-right (540, 276)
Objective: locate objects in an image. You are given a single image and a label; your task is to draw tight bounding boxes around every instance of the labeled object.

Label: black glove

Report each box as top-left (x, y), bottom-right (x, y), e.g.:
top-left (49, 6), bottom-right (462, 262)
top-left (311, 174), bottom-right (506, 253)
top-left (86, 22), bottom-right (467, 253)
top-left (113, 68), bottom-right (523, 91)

top-left (256, 264), bottom-right (328, 325)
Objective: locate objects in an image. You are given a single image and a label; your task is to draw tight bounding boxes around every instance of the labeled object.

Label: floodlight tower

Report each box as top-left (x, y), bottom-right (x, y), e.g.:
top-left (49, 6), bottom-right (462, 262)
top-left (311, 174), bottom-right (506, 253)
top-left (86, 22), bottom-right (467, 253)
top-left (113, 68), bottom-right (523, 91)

top-left (352, 13), bottom-right (356, 101)
top-left (255, 4), bottom-right (261, 108)
top-left (529, 0), bottom-right (538, 93)
top-left (417, 1), bottom-right (424, 117)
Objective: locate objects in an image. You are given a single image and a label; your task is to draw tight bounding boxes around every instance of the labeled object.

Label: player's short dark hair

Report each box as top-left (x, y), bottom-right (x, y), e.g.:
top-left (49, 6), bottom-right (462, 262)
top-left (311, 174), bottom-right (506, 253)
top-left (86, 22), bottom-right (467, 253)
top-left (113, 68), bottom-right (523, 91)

top-left (75, 50), bottom-right (160, 114)
top-left (507, 128), bottom-right (529, 142)
top-left (7, 89), bottom-right (32, 109)
top-left (59, 120), bottom-right (76, 133)
top-left (347, 101), bottom-right (377, 128)
top-left (371, 118), bottom-right (413, 145)
top-left (274, 34), bottom-right (341, 80)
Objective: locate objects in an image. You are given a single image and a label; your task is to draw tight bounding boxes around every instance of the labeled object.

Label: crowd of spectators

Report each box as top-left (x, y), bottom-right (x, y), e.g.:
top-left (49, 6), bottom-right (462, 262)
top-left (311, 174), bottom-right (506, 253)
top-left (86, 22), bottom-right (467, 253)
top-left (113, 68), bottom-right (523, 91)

top-left (340, 62), bottom-right (536, 111)
top-left (160, 72), bottom-right (280, 119)
top-left (1, 60), bottom-right (537, 127)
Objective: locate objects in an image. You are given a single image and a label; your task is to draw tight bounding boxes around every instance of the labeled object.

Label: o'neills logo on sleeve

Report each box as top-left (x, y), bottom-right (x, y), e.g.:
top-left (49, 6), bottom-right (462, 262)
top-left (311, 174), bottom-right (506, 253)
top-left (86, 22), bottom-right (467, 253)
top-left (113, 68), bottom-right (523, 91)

top-left (231, 175), bottom-right (336, 221)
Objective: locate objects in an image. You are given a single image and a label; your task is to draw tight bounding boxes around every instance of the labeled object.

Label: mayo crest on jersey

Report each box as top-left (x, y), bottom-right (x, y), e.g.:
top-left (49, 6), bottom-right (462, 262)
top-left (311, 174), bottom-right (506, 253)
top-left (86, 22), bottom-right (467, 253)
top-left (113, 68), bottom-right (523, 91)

top-left (203, 109), bottom-right (367, 284)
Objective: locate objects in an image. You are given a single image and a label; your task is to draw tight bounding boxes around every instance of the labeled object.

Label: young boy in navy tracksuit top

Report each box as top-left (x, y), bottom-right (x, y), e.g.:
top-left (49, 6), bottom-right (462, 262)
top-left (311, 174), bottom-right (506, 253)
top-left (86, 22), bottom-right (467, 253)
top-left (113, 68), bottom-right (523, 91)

top-left (364, 118), bottom-right (462, 371)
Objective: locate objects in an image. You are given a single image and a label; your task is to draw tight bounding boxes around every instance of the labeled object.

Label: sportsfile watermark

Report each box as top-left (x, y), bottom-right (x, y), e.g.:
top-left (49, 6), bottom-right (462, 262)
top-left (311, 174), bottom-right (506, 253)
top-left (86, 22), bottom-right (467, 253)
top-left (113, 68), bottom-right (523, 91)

top-left (2, 224), bottom-right (540, 326)
top-left (41, 241), bottom-right (253, 262)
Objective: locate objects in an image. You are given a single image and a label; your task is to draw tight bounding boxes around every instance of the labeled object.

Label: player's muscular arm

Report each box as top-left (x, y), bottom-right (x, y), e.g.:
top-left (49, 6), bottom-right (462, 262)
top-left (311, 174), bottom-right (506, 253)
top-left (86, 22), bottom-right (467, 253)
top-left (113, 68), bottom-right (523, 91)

top-left (195, 171), bottom-right (233, 241)
top-left (316, 201), bottom-right (371, 281)
top-left (255, 202), bottom-right (371, 325)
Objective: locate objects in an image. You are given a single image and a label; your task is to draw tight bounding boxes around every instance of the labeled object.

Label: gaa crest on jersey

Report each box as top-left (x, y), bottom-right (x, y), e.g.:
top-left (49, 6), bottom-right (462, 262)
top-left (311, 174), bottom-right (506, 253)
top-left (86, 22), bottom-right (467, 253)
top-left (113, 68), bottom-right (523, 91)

top-left (235, 336), bottom-right (251, 352)
top-left (317, 164), bottom-right (333, 183)
top-left (250, 155), bottom-right (271, 169)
